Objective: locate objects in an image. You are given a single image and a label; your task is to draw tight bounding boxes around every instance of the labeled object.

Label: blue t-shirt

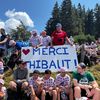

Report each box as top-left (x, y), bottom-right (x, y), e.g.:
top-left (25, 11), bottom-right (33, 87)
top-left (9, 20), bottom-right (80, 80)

top-left (16, 41), bottom-right (29, 50)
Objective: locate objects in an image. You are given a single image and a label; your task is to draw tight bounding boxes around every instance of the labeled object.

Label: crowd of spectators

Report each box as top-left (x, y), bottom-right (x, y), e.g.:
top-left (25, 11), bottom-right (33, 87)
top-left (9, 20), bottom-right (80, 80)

top-left (0, 23), bottom-right (100, 100)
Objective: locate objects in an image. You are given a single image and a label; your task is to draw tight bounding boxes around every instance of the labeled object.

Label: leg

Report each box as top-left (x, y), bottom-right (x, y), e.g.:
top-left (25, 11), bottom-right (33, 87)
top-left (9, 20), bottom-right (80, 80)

top-left (69, 88), bottom-right (74, 100)
top-left (91, 88), bottom-right (100, 100)
top-left (74, 86), bottom-right (81, 99)
top-left (56, 87), bottom-right (60, 100)
top-left (41, 90), bottom-right (45, 100)
top-left (52, 90), bottom-right (57, 100)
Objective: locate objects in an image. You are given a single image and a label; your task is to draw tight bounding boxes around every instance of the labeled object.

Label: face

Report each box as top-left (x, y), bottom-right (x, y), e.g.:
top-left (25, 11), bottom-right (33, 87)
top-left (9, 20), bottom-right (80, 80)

top-left (77, 65), bottom-right (84, 74)
top-left (60, 72), bottom-right (66, 77)
top-left (33, 73), bottom-right (39, 80)
top-left (41, 31), bottom-right (46, 37)
top-left (19, 63), bottom-right (26, 68)
top-left (56, 26), bottom-right (62, 32)
top-left (45, 74), bottom-right (51, 79)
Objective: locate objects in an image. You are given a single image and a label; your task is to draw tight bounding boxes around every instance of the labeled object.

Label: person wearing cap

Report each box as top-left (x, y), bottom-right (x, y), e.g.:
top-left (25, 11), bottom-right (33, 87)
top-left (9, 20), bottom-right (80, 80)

top-left (9, 39), bottom-right (29, 51)
top-left (7, 60), bottom-right (28, 100)
top-left (29, 29), bottom-right (42, 48)
top-left (41, 69), bottom-right (57, 100)
top-left (0, 79), bottom-right (6, 100)
top-left (40, 30), bottom-right (52, 47)
top-left (28, 70), bottom-right (45, 100)
top-left (51, 23), bottom-right (73, 46)
top-left (73, 62), bottom-right (100, 100)
top-left (55, 67), bottom-right (73, 100)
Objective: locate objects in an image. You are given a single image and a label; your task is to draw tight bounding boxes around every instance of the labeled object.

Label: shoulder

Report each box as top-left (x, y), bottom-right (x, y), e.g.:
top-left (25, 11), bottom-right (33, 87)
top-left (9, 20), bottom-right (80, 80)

top-left (85, 71), bottom-right (94, 76)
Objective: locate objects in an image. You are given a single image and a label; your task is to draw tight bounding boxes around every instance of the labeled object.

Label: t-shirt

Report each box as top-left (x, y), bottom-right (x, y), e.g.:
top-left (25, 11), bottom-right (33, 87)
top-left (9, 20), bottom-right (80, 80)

top-left (41, 35), bottom-right (51, 46)
top-left (29, 77), bottom-right (41, 91)
top-left (16, 41), bottom-right (29, 50)
top-left (13, 68), bottom-right (28, 80)
top-left (51, 30), bottom-right (67, 45)
top-left (29, 35), bottom-right (42, 47)
top-left (55, 74), bottom-right (70, 86)
top-left (42, 76), bottom-right (55, 88)
top-left (73, 71), bottom-right (95, 85)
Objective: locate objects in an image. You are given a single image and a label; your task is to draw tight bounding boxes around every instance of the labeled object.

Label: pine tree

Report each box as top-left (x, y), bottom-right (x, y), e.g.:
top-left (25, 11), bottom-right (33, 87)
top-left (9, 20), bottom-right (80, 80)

top-left (46, 1), bottom-right (60, 36)
top-left (85, 9), bottom-right (94, 35)
top-left (76, 3), bottom-right (86, 34)
top-left (60, 0), bottom-right (73, 36)
top-left (94, 4), bottom-right (100, 37)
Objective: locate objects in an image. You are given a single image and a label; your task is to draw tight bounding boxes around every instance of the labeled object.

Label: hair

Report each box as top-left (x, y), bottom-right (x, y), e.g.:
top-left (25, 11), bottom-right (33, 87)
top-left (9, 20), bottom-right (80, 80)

top-left (0, 28), bottom-right (5, 35)
top-left (79, 62), bottom-right (86, 69)
top-left (45, 69), bottom-right (51, 74)
top-left (33, 70), bottom-right (40, 74)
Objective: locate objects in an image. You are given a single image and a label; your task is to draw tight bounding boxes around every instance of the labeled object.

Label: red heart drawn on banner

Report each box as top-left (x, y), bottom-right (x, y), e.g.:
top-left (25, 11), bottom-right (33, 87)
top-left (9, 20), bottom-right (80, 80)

top-left (22, 49), bottom-right (30, 55)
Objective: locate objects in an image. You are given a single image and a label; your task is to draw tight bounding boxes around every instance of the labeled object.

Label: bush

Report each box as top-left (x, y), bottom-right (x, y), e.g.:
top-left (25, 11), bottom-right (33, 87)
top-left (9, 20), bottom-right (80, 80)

top-left (74, 34), bottom-right (95, 44)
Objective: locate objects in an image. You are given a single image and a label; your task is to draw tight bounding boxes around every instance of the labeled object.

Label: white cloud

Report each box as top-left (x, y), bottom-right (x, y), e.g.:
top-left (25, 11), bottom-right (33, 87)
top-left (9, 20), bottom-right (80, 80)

top-left (0, 21), bottom-right (5, 29)
top-left (5, 9), bottom-right (34, 27)
top-left (0, 9), bottom-right (34, 34)
top-left (5, 18), bottom-right (22, 33)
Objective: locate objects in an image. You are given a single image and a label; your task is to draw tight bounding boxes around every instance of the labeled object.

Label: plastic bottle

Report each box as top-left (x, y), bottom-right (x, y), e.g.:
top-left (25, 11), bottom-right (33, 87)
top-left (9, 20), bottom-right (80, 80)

top-left (61, 91), bottom-right (68, 100)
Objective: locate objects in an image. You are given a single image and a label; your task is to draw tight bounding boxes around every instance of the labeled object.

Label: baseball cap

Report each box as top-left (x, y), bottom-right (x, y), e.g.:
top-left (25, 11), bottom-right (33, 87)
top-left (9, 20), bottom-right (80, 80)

top-left (17, 59), bottom-right (27, 65)
top-left (0, 79), bottom-right (4, 85)
top-left (59, 67), bottom-right (67, 72)
top-left (9, 40), bottom-right (15, 46)
top-left (56, 23), bottom-right (62, 27)
top-left (31, 29), bottom-right (38, 35)
top-left (79, 62), bottom-right (86, 69)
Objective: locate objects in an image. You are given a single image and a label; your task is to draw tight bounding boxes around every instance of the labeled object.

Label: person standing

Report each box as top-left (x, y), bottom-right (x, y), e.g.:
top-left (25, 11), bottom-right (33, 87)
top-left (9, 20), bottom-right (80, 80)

top-left (51, 23), bottom-right (72, 46)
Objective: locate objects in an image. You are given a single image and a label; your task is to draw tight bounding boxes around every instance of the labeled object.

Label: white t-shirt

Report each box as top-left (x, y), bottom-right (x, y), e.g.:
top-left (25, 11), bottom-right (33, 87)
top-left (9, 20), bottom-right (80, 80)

top-left (55, 74), bottom-right (71, 86)
top-left (41, 35), bottom-right (51, 46)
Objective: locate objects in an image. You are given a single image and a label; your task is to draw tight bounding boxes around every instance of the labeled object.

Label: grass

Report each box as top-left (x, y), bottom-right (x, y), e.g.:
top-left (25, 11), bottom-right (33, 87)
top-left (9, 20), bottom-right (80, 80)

top-left (4, 64), bottom-right (100, 87)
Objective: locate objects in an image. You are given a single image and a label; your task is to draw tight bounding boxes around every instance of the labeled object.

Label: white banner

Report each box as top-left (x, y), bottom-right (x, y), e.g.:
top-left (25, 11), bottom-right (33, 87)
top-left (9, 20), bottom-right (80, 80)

top-left (21, 45), bottom-right (78, 72)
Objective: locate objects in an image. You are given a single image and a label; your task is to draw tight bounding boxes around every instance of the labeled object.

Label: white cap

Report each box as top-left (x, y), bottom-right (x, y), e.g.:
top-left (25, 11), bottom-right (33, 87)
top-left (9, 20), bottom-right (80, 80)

top-left (31, 29), bottom-right (38, 35)
top-left (9, 40), bottom-right (15, 46)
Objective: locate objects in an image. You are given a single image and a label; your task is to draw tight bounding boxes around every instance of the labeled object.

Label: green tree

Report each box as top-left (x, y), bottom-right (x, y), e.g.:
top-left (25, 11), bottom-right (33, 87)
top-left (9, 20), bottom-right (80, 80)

top-left (85, 9), bottom-right (94, 35)
top-left (46, 1), bottom-right (60, 36)
top-left (11, 22), bottom-right (30, 41)
top-left (60, 0), bottom-right (73, 36)
top-left (94, 4), bottom-right (100, 37)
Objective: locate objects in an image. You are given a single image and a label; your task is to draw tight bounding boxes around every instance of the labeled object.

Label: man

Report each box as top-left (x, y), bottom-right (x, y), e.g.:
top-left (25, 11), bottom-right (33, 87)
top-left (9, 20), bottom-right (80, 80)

top-left (42, 70), bottom-right (57, 100)
top-left (40, 30), bottom-right (52, 47)
top-left (29, 70), bottom-right (45, 100)
top-left (7, 60), bottom-right (28, 100)
top-left (73, 62), bottom-right (100, 100)
top-left (51, 23), bottom-right (72, 46)
top-left (55, 67), bottom-right (73, 100)
top-left (29, 29), bottom-right (42, 48)
top-left (9, 39), bottom-right (29, 51)
top-left (0, 28), bottom-right (8, 56)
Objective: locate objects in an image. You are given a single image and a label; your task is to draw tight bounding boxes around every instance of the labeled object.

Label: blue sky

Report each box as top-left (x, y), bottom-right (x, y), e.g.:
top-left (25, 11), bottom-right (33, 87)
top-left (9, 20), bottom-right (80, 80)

top-left (0, 0), bottom-right (100, 33)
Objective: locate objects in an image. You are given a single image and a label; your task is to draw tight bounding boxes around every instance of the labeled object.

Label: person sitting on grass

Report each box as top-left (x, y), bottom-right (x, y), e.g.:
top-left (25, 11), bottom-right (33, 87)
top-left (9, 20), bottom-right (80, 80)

top-left (29, 70), bottom-right (45, 100)
top-left (55, 67), bottom-right (73, 100)
top-left (7, 60), bottom-right (28, 100)
top-left (73, 62), bottom-right (100, 100)
top-left (41, 69), bottom-right (57, 100)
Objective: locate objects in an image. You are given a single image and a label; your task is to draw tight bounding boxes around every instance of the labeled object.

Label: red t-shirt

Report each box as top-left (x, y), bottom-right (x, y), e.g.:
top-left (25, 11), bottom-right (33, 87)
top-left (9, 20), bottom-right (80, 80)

top-left (51, 30), bottom-right (67, 45)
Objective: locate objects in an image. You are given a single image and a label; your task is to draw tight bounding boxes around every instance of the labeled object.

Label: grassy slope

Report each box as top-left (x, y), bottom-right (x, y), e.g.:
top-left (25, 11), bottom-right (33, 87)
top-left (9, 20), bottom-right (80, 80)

top-left (4, 64), bottom-right (100, 87)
